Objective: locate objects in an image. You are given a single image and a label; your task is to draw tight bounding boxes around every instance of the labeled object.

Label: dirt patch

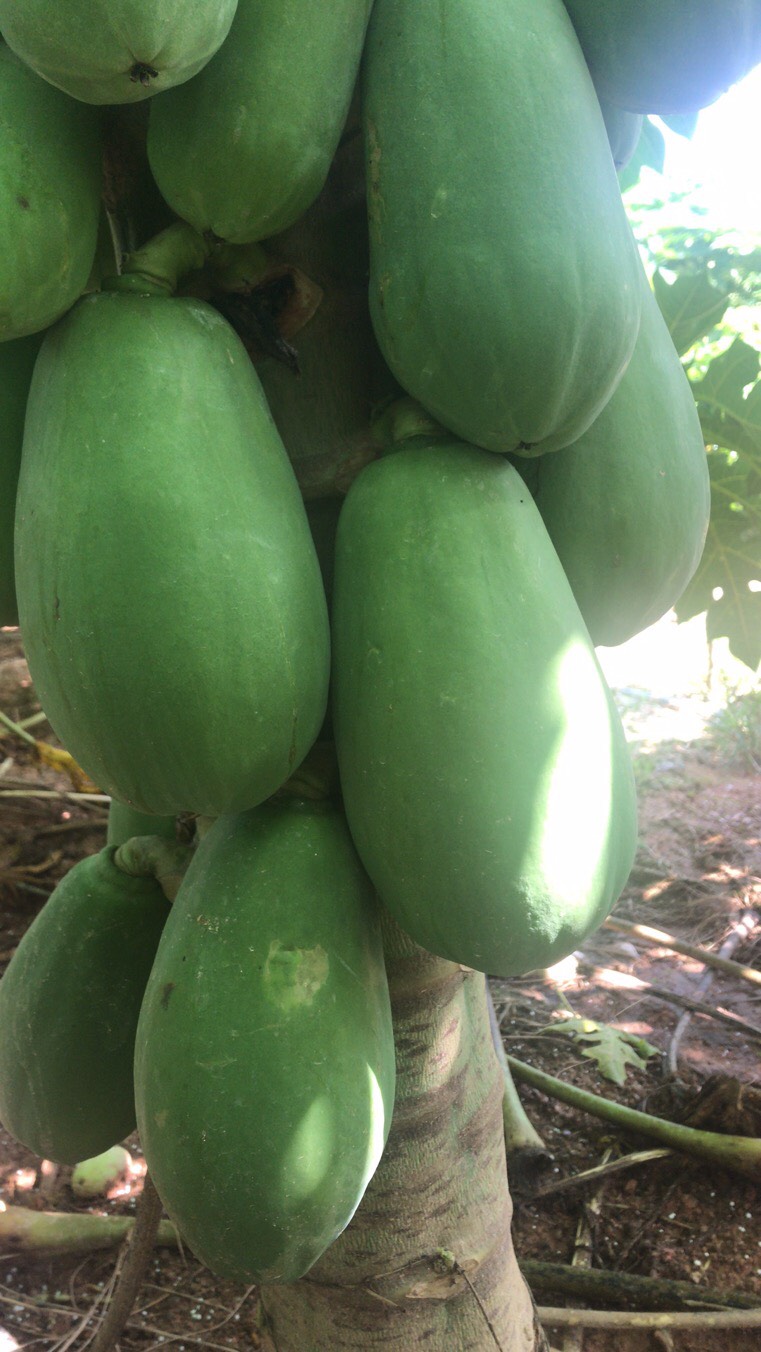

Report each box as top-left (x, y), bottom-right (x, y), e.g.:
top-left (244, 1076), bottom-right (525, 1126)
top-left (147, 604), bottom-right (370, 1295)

top-left (1, 631), bottom-right (759, 1351)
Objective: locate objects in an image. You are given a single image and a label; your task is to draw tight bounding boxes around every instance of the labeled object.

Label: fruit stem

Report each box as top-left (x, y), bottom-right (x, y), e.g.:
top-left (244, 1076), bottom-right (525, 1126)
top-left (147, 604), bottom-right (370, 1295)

top-left (104, 221), bottom-right (213, 297)
top-left (113, 836), bottom-right (193, 901)
top-left (371, 396), bottom-right (446, 450)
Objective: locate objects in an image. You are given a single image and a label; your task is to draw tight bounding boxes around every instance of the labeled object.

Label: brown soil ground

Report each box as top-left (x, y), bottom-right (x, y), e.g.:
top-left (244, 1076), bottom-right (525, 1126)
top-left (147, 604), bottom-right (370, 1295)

top-left (0, 630), bottom-right (759, 1352)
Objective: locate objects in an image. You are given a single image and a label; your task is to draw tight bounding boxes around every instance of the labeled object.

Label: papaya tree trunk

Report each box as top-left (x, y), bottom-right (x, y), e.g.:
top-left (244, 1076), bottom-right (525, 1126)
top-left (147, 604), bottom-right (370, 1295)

top-left (258, 917), bottom-right (541, 1350)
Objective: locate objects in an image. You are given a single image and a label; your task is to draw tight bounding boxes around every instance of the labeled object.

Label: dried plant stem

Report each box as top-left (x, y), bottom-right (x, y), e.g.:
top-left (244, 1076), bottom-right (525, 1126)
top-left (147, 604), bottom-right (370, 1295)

top-left (88, 1174), bottom-right (164, 1352)
top-left (531, 1149), bottom-right (671, 1199)
top-left (576, 962), bottom-right (761, 1043)
top-left (604, 915), bottom-right (761, 987)
top-left (538, 1307), bottom-right (761, 1330)
top-left (521, 1261), bottom-right (761, 1312)
top-left (667, 921), bottom-right (751, 1075)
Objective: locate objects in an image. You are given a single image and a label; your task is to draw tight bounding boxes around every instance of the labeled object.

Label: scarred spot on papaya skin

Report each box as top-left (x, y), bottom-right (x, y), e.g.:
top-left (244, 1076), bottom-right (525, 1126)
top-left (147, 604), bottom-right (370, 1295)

top-left (263, 940), bottom-right (329, 1011)
top-left (367, 119), bottom-right (384, 245)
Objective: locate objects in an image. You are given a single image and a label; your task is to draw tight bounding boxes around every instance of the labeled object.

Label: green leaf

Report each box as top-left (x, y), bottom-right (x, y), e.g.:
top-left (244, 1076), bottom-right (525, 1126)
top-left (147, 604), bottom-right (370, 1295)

top-left (675, 450), bottom-right (761, 670)
top-left (652, 268), bottom-right (730, 356)
top-left (538, 1015), bottom-right (660, 1087)
top-left (619, 117), bottom-right (666, 193)
top-left (693, 338), bottom-right (761, 462)
top-left (660, 112), bottom-right (699, 139)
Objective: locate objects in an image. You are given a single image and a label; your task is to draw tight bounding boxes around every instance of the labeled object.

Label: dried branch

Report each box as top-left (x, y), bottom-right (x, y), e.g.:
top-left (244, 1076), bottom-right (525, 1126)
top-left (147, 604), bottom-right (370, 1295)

top-left (603, 914), bottom-right (761, 986)
top-left (576, 961), bottom-right (761, 1042)
top-left (521, 1260), bottom-right (761, 1312)
top-left (538, 1306), bottom-right (761, 1329)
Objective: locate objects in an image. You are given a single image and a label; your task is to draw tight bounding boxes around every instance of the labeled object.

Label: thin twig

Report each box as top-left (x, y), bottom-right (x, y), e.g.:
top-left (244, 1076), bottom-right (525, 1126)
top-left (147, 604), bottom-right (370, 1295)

top-left (563, 1148), bottom-right (612, 1352)
top-left (0, 707), bottom-right (36, 746)
top-left (604, 914), bottom-right (761, 986)
top-left (576, 961), bottom-right (761, 1042)
top-left (0, 790), bottom-right (110, 802)
top-left (667, 921), bottom-right (751, 1075)
top-left (531, 1149), bottom-right (671, 1199)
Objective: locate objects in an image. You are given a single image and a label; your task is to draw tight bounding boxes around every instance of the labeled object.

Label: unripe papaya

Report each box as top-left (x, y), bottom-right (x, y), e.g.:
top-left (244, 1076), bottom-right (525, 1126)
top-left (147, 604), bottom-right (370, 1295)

top-left (107, 800), bottom-right (177, 848)
top-left (599, 99), bottom-right (643, 172)
top-left (0, 47), bottom-right (101, 340)
top-left (148, 0), bottom-right (373, 243)
top-left (0, 1), bottom-right (238, 105)
top-left (135, 800), bottom-right (395, 1283)
top-left (363, 0), bottom-right (642, 457)
top-left (0, 848), bottom-right (169, 1164)
top-left (0, 335), bottom-right (40, 625)
top-left (15, 289), bottom-right (330, 816)
top-left (257, 122), bottom-right (397, 487)
top-left (562, 1), bottom-right (761, 114)
top-left (332, 438), bottom-right (638, 977)
top-left (514, 275), bottom-right (710, 648)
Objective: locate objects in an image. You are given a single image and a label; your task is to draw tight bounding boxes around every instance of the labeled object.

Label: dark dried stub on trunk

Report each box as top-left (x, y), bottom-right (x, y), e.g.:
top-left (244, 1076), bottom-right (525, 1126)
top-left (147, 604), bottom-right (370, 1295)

top-left (213, 286), bottom-right (300, 373)
top-left (129, 62), bottom-right (159, 88)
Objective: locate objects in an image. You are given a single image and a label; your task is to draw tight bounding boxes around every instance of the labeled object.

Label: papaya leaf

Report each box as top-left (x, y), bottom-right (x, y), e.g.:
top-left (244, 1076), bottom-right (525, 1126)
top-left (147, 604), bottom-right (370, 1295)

top-left (660, 112), bottom-right (699, 139)
top-left (652, 268), bottom-right (730, 356)
top-left (619, 117), bottom-right (665, 193)
top-left (675, 450), bottom-right (761, 671)
top-left (692, 338), bottom-right (761, 465)
top-left (538, 1015), bottom-right (659, 1087)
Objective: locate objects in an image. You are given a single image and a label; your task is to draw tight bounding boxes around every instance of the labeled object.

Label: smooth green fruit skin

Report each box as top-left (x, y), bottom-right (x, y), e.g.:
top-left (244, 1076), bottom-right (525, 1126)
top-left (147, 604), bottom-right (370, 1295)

top-left (332, 439), bottom-right (638, 978)
top-left (15, 291), bottom-right (330, 817)
top-left (148, 0), bottom-right (373, 243)
top-left (0, 335), bottom-right (40, 624)
top-left (0, 0), bottom-right (239, 105)
top-left (515, 277), bottom-right (710, 648)
top-left (0, 48), bottom-right (101, 339)
top-left (107, 801), bottom-right (177, 848)
top-left (599, 99), bottom-right (643, 172)
top-left (363, 0), bottom-right (642, 457)
top-left (135, 801), bottom-right (396, 1284)
top-left (563, 0), bottom-right (761, 114)
top-left (0, 847), bottom-right (169, 1164)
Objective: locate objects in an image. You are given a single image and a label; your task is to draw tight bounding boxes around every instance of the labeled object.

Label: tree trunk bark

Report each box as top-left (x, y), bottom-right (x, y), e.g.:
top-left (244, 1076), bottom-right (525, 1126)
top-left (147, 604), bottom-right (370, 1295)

top-left (259, 918), bottom-right (541, 1350)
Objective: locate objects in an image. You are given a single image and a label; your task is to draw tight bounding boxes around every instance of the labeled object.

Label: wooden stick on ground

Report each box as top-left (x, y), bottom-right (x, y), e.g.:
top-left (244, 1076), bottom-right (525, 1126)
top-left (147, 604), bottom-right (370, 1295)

top-left (576, 962), bottom-right (761, 1042)
top-left (532, 1149), bottom-right (672, 1199)
top-left (538, 1307), bottom-right (761, 1330)
top-left (562, 1147), bottom-right (612, 1352)
top-left (603, 914), bottom-right (761, 987)
top-left (667, 919), bottom-right (753, 1076)
top-left (520, 1260), bottom-right (761, 1312)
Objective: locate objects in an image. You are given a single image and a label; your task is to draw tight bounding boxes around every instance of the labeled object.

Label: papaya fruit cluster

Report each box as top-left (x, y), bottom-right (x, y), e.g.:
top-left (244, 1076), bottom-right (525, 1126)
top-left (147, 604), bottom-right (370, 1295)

top-left (0, 0), bottom-right (754, 1287)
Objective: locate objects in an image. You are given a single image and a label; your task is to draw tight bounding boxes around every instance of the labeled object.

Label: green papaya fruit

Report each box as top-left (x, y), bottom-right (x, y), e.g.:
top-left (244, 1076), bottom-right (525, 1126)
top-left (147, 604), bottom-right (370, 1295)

top-left (135, 800), bottom-right (395, 1283)
top-left (332, 438), bottom-right (638, 978)
top-left (599, 99), bottom-right (643, 172)
top-left (0, 47), bottom-right (101, 340)
top-left (0, 335), bottom-right (40, 625)
top-left (147, 0), bottom-right (373, 243)
top-left (362, 0), bottom-right (642, 458)
top-left (257, 120), bottom-right (398, 488)
top-left (0, 1), bottom-right (238, 105)
top-left (563, 1), bottom-right (761, 114)
top-left (514, 276), bottom-right (710, 648)
top-left (15, 289), bottom-right (330, 816)
top-left (107, 800), bottom-right (177, 847)
top-left (0, 847), bottom-right (169, 1164)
